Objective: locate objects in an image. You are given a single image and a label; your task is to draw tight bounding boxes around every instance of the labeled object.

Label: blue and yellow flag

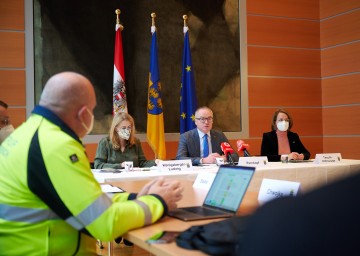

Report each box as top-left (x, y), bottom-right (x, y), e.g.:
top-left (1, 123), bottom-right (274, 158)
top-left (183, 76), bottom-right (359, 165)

top-left (180, 27), bottom-right (198, 134)
top-left (147, 25), bottom-right (166, 159)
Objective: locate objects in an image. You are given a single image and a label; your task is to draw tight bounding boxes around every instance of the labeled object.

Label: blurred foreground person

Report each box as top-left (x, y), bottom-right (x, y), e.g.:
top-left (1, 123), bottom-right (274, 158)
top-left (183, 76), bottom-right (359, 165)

top-left (240, 171), bottom-right (360, 255)
top-left (0, 72), bottom-right (183, 255)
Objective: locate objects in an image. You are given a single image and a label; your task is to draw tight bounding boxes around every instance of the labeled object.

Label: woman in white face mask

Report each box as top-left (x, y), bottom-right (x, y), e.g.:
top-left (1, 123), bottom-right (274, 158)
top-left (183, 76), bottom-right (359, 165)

top-left (94, 112), bottom-right (158, 170)
top-left (260, 109), bottom-right (310, 162)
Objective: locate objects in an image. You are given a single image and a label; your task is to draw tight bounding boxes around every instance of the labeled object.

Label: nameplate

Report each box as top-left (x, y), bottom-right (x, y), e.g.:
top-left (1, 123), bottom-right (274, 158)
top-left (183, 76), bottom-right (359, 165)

top-left (158, 159), bottom-right (192, 172)
top-left (193, 172), bottom-right (216, 189)
top-left (258, 178), bottom-right (300, 205)
top-left (314, 153), bottom-right (342, 164)
top-left (238, 156), bottom-right (268, 167)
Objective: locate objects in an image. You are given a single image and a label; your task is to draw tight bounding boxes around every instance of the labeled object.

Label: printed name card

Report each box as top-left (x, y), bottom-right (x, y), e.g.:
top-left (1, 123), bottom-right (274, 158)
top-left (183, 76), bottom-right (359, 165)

top-left (258, 178), bottom-right (301, 205)
top-left (314, 153), bottom-right (342, 164)
top-left (193, 172), bottom-right (216, 189)
top-left (158, 159), bottom-right (192, 172)
top-left (238, 156), bottom-right (268, 167)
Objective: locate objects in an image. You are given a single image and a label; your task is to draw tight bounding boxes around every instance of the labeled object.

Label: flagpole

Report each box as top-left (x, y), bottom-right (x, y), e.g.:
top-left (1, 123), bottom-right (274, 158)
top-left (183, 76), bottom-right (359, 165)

top-left (151, 12), bottom-right (156, 26)
top-left (115, 9), bottom-right (124, 31)
top-left (183, 14), bottom-right (187, 27)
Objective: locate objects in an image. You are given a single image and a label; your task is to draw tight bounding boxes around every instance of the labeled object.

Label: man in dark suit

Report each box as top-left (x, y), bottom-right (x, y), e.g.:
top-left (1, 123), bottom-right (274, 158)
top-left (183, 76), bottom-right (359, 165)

top-left (240, 170), bottom-right (360, 256)
top-left (176, 106), bottom-right (238, 165)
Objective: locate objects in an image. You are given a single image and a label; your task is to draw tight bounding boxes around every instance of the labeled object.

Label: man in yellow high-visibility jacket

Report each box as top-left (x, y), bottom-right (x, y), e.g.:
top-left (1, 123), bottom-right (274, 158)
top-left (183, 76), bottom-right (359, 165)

top-left (0, 72), bottom-right (183, 255)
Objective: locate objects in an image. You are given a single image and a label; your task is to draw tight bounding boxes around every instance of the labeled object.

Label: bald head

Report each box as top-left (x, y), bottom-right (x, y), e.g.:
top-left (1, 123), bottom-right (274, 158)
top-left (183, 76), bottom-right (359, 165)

top-left (39, 72), bottom-right (96, 137)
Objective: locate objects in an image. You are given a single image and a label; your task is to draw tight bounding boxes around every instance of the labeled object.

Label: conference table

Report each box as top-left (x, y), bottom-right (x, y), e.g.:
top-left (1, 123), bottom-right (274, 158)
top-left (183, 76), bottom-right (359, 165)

top-left (94, 159), bottom-right (360, 193)
top-left (96, 159), bottom-right (360, 255)
top-left (108, 179), bottom-right (259, 256)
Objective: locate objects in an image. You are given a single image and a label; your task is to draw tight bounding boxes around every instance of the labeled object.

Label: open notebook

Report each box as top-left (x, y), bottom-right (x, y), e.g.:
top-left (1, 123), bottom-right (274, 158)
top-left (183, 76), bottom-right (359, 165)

top-left (168, 165), bottom-right (255, 221)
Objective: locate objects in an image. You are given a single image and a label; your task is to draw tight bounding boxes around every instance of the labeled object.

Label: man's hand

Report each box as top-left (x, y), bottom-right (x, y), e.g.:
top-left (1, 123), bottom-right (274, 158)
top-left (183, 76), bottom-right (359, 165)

top-left (137, 178), bottom-right (184, 211)
top-left (202, 153), bottom-right (222, 164)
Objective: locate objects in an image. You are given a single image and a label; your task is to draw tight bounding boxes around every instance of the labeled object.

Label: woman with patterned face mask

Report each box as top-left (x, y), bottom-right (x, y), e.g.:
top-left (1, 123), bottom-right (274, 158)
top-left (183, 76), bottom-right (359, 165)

top-left (260, 109), bottom-right (310, 162)
top-left (94, 112), bottom-right (158, 169)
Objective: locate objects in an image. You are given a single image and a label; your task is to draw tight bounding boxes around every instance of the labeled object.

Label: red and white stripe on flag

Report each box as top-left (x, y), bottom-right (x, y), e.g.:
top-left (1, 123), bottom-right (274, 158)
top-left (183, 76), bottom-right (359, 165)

top-left (113, 23), bottom-right (127, 114)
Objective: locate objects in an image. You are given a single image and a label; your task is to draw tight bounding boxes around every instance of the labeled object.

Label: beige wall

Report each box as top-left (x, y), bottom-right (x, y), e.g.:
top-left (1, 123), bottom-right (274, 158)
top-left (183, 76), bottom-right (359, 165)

top-left (1, 0), bottom-right (359, 161)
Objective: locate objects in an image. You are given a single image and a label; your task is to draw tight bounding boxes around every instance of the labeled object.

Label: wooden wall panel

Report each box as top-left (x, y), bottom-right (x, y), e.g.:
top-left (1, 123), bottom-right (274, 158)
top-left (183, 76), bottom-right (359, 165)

top-left (0, 0), bottom-right (24, 30)
top-left (321, 41), bottom-right (360, 77)
top-left (323, 137), bottom-right (360, 159)
top-left (248, 77), bottom-right (321, 107)
top-left (320, 0), bottom-right (360, 19)
top-left (0, 70), bottom-right (26, 105)
top-left (249, 108), bottom-right (322, 137)
top-left (247, 0), bottom-right (319, 19)
top-left (0, 32), bottom-right (25, 68)
top-left (323, 106), bottom-right (360, 135)
top-left (248, 46), bottom-right (321, 77)
top-left (248, 16), bottom-right (319, 48)
top-left (322, 73), bottom-right (360, 106)
top-left (321, 9), bottom-right (360, 48)
top-left (8, 108), bottom-right (26, 128)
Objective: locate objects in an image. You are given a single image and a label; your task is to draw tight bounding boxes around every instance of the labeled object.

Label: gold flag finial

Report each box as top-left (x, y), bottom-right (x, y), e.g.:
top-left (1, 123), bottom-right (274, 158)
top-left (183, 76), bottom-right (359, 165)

top-left (115, 9), bottom-right (121, 25)
top-left (183, 15), bottom-right (188, 27)
top-left (115, 9), bottom-right (124, 31)
top-left (151, 13), bottom-right (156, 27)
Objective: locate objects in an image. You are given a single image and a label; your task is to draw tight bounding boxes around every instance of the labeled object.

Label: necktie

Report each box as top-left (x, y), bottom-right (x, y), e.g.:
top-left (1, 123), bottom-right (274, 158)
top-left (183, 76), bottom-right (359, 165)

top-left (203, 134), bottom-right (209, 157)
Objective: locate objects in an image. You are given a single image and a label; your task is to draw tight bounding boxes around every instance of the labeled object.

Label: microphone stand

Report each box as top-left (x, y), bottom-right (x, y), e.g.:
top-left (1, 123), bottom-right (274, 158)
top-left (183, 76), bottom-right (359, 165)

top-left (227, 153), bottom-right (235, 165)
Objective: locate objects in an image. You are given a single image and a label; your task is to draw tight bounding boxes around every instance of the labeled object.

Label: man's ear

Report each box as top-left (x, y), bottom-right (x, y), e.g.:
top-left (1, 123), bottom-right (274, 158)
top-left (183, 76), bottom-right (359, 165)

top-left (77, 105), bottom-right (87, 121)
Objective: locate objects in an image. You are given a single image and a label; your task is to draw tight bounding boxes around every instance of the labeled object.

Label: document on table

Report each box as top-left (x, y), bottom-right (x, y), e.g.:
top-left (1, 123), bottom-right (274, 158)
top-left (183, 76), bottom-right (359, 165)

top-left (100, 184), bottom-right (124, 193)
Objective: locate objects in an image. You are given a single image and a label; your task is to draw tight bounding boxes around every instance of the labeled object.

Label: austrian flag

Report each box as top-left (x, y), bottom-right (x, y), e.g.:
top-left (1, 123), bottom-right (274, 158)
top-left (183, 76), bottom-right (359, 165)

top-left (113, 11), bottom-right (127, 114)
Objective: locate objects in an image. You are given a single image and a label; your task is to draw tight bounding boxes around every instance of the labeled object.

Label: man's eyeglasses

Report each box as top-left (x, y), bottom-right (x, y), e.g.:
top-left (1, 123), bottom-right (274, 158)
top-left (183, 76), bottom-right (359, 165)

top-left (196, 117), bottom-right (213, 123)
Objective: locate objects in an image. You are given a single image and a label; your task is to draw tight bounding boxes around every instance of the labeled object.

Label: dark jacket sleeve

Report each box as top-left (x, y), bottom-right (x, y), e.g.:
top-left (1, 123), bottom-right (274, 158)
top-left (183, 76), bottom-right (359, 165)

top-left (135, 139), bottom-right (156, 167)
top-left (261, 131), bottom-right (281, 162)
top-left (288, 132), bottom-right (310, 160)
top-left (176, 130), bottom-right (202, 165)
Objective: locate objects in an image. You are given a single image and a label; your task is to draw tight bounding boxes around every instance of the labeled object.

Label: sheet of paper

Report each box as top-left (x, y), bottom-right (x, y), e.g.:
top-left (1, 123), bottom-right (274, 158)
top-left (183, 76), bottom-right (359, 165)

top-left (100, 184), bottom-right (124, 193)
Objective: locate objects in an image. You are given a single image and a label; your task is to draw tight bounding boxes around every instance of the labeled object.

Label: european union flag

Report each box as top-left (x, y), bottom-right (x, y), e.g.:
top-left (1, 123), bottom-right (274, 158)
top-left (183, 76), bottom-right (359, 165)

top-left (180, 29), bottom-right (198, 134)
top-left (147, 26), bottom-right (166, 159)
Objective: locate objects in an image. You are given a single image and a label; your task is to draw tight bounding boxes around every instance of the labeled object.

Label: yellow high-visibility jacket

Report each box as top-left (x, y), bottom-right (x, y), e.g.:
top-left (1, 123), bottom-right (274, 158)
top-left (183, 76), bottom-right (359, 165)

top-left (0, 106), bottom-right (167, 255)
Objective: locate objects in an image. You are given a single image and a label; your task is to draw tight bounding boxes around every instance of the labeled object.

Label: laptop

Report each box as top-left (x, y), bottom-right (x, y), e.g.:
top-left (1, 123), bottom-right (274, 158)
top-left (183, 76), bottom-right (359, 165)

top-left (168, 165), bottom-right (255, 221)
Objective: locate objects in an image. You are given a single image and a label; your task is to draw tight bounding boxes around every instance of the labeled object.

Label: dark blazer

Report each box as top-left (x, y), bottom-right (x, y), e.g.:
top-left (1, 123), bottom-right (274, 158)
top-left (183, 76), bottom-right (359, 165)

top-left (176, 128), bottom-right (239, 165)
top-left (240, 170), bottom-right (360, 256)
top-left (261, 130), bottom-right (310, 162)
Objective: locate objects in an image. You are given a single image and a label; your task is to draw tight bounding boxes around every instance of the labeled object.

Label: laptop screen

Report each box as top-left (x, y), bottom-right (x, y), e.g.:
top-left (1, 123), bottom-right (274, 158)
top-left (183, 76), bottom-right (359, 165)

top-left (203, 165), bottom-right (255, 212)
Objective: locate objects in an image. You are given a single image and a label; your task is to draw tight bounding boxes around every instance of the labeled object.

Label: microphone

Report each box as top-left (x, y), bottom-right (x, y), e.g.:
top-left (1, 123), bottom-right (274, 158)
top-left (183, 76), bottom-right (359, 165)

top-left (236, 140), bottom-right (251, 157)
top-left (220, 142), bottom-right (235, 165)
